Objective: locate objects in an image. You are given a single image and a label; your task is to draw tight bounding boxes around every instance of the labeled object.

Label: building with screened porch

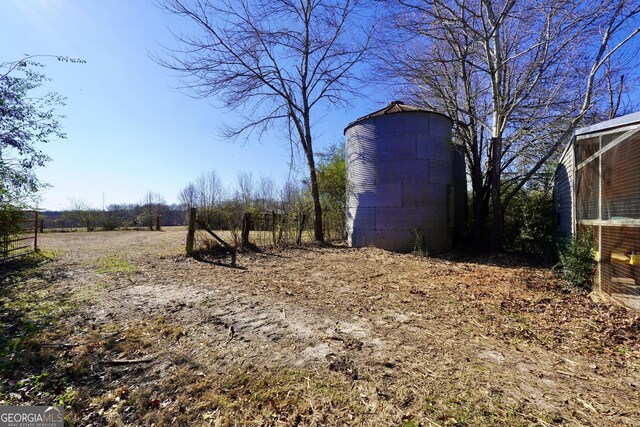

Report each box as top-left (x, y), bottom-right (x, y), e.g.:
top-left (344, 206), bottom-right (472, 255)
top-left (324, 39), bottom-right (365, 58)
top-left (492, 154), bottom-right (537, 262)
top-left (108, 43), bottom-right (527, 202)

top-left (554, 111), bottom-right (640, 309)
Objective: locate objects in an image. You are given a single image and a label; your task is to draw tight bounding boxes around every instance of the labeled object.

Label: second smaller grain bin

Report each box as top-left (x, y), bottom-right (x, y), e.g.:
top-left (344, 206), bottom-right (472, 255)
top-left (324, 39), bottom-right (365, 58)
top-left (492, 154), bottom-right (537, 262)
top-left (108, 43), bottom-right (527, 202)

top-left (345, 101), bottom-right (462, 253)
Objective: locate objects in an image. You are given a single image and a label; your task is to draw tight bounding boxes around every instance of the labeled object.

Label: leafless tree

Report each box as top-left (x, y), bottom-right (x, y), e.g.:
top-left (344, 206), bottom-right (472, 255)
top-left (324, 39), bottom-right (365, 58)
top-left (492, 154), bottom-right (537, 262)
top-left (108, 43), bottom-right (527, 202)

top-left (384, 0), bottom-right (640, 249)
top-left (178, 182), bottom-right (197, 209)
top-left (179, 170), bottom-right (226, 228)
top-left (257, 174), bottom-right (276, 211)
top-left (600, 54), bottom-right (640, 120)
top-left (140, 190), bottom-right (166, 230)
top-left (236, 171), bottom-right (255, 207)
top-left (195, 170), bottom-right (224, 208)
top-left (279, 178), bottom-right (308, 235)
top-left (156, 0), bottom-right (374, 242)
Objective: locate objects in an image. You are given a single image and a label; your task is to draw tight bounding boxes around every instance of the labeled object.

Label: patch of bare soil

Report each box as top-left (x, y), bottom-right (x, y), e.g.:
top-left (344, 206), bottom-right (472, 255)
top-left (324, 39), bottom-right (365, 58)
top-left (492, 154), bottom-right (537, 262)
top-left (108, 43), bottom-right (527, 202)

top-left (1, 227), bottom-right (639, 426)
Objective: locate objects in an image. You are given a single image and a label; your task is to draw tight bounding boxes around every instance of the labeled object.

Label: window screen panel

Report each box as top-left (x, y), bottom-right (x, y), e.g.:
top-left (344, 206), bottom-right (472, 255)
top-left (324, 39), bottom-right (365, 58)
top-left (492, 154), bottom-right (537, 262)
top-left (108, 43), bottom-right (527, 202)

top-left (576, 136), bottom-right (599, 164)
top-left (576, 159), bottom-right (599, 220)
top-left (601, 133), bottom-right (640, 219)
top-left (601, 131), bottom-right (626, 148)
top-left (600, 226), bottom-right (640, 298)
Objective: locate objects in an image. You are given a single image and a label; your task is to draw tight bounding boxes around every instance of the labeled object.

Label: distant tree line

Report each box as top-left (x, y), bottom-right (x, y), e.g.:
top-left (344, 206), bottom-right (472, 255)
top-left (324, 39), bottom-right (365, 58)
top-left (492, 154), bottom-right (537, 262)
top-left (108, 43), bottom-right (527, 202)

top-left (40, 146), bottom-right (347, 243)
top-left (179, 145), bottom-right (347, 246)
top-left (40, 201), bottom-right (185, 231)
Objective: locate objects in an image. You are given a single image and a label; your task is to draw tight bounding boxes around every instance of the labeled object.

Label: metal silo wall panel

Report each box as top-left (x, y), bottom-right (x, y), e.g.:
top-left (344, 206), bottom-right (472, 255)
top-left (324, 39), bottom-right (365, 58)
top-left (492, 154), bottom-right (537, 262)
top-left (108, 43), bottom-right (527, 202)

top-left (402, 182), bottom-right (431, 207)
top-left (430, 116), bottom-right (452, 136)
top-left (376, 133), bottom-right (417, 159)
top-left (375, 206), bottom-right (446, 230)
top-left (348, 184), bottom-right (402, 208)
top-left (345, 112), bottom-right (453, 252)
top-left (377, 160), bottom-right (429, 183)
top-left (417, 135), bottom-right (449, 159)
top-left (427, 159), bottom-right (451, 184)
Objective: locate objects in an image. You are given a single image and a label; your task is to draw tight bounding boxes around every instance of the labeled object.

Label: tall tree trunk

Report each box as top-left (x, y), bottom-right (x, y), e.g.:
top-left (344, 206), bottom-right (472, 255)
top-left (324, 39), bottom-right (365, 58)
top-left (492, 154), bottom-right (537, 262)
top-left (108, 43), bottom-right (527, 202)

top-left (490, 136), bottom-right (503, 251)
top-left (470, 149), bottom-right (487, 247)
top-left (305, 147), bottom-right (324, 243)
top-left (472, 186), bottom-right (489, 248)
top-left (302, 108), bottom-right (325, 243)
top-left (289, 110), bottom-right (325, 243)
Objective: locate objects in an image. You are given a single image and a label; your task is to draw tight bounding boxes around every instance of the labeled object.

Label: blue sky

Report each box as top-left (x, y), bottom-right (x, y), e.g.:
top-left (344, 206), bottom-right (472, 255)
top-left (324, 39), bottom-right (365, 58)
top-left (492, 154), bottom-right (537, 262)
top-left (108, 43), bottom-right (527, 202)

top-left (2, 0), bottom-right (382, 210)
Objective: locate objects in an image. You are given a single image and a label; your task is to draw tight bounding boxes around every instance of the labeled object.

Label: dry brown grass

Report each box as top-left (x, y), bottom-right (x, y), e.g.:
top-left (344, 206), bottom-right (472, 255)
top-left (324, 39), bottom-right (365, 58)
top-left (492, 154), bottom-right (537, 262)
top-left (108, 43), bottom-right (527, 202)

top-left (1, 229), bottom-right (638, 426)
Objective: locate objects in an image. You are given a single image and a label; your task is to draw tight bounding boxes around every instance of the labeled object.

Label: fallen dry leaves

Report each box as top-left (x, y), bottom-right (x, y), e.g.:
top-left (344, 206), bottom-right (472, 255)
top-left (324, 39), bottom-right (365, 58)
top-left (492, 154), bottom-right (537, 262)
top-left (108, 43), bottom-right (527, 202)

top-left (0, 228), bottom-right (638, 426)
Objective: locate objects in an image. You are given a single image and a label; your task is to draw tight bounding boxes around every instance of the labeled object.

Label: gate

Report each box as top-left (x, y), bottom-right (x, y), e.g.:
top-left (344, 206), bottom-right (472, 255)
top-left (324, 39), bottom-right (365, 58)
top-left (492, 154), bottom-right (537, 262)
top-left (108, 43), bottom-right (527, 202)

top-left (0, 209), bottom-right (38, 262)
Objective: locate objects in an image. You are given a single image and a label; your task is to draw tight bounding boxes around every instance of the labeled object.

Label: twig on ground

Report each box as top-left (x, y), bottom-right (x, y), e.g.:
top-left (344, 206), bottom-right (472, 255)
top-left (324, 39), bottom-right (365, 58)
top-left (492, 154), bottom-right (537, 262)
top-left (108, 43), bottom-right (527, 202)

top-left (576, 397), bottom-right (598, 413)
top-left (107, 355), bottom-right (155, 365)
top-left (224, 325), bottom-right (235, 345)
top-left (43, 329), bottom-right (125, 349)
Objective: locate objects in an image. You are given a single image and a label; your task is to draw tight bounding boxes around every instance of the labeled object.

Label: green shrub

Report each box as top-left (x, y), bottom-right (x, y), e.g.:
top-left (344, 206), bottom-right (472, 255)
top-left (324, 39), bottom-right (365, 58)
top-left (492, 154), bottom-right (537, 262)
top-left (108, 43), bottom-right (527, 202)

top-left (559, 230), bottom-right (595, 291)
top-left (316, 144), bottom-right (347, 241)
top-left (504, 189), bottom-right (556, 257)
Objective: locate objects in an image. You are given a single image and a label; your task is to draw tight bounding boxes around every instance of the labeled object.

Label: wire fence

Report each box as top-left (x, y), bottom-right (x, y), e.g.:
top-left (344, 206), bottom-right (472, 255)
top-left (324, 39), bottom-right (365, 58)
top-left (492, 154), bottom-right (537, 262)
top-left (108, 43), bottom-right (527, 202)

top-left (0, 208), bottom-right (38, 262)
top-left (193, 210), bottom-right (312, 249)
top-left (192, 206), bottom-right (345, 249)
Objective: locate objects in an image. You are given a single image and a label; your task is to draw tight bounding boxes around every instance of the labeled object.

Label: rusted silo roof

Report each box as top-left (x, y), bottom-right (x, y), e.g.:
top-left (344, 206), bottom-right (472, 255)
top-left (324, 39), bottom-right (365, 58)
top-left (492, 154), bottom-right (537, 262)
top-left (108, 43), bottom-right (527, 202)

top-left (344, 101), bottom-right (453, 134)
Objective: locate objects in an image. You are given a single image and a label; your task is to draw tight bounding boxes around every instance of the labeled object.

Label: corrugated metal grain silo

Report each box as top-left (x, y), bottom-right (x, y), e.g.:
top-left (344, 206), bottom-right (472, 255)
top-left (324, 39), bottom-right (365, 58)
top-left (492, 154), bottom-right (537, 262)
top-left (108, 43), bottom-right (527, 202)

top-left (344, 101), bottom-right (456, 253)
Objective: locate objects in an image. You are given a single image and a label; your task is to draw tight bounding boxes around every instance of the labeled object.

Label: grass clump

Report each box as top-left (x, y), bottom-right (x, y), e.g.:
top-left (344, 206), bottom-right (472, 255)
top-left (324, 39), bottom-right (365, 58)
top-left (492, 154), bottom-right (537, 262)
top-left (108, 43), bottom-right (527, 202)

top-left (0, 250), bottom-right (55, 274)
top-left (412, 228), bottom-right (429, 257)
top-left (95, 255), bottom-right (136, 274)
top-left (96, 366), bottom-right (368, 426)
top-left (421, 388), bottom-right (557, 426)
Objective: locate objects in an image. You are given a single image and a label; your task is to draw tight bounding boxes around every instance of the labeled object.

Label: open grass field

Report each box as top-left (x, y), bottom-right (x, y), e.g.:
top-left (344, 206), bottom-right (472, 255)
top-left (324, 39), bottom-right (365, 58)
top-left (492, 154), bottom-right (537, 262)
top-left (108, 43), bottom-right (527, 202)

top-left (1, 227), bottom-right (639, 426)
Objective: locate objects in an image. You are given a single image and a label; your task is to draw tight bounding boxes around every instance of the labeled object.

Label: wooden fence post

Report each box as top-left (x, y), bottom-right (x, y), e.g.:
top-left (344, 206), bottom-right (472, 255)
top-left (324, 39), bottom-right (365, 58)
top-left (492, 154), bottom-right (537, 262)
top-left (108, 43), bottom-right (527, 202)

top-left (271, 210), bottom-right (277, 245)
top-left (296, 213), bottom-right (307, 245)
top-left (186, 207), bottom-right (196, 256)
top-left (34, 211), bottom-right (39, 252)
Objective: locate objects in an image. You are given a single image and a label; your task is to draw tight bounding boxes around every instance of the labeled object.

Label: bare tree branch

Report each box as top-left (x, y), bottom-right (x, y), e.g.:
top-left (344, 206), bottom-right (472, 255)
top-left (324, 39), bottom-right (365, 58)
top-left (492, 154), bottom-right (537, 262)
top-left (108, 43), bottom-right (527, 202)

top-left (154, 0), bottom-right (375, 242)
top-left (381, 0), bottom-right (640, 249)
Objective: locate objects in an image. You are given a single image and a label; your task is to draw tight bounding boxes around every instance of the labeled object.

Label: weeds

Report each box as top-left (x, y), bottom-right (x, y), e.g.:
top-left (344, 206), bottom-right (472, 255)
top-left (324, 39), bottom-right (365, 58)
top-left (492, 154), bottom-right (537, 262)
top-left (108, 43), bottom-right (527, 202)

top-left (0, 250), bottom-right (82, 408)
top-left (420, 387), bottom-right (556, 426)
top-left (55, 386), bottom-right (77, 408)
top-left (412, 228), bottom-right (429, 257)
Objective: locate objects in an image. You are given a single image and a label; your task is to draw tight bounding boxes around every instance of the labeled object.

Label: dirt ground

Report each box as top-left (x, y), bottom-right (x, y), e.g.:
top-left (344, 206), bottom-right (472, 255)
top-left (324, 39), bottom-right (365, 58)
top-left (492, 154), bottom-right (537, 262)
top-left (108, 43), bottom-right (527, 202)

top-left (1, 227), bottom-right (640, 426)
